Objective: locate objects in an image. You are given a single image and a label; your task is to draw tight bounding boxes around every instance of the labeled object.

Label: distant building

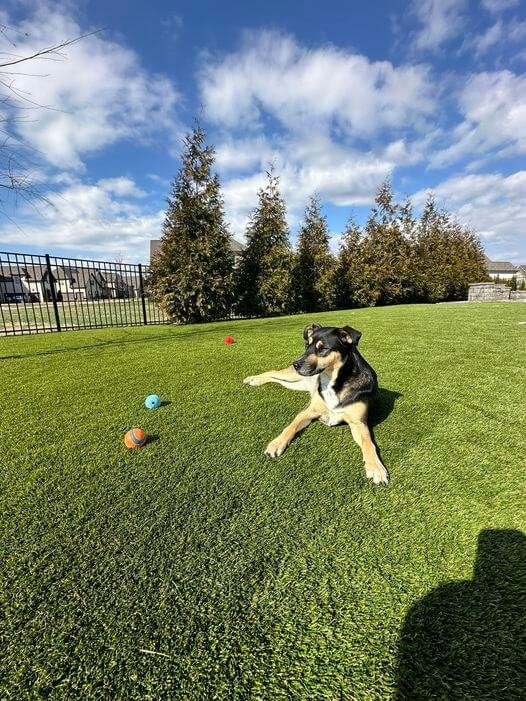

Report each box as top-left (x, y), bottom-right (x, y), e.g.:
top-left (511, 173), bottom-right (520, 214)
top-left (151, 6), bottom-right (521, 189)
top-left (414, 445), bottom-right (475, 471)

top-left (516, 265), bottom-right (526, 285)
top-left (484, 255), bottom-right (518, 281)
top-left (149, 238), bottom-right (244, 267)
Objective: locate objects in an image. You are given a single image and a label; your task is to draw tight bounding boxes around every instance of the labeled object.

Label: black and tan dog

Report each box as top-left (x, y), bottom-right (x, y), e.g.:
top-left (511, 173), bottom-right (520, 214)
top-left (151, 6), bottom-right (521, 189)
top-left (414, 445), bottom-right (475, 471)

top-left (244, 322), bottom-right (389, 485)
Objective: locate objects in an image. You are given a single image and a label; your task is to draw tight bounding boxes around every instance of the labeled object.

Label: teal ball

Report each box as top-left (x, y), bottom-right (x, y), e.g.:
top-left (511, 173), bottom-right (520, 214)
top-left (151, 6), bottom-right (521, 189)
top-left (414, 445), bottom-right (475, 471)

top-left (145, 394), bottom-right (161, 410)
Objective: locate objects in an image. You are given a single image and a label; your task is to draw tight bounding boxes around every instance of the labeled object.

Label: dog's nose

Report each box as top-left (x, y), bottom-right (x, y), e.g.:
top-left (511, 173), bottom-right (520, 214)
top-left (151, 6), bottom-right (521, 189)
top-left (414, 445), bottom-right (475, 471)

top-left (292, 360), bottom-right (301, 371)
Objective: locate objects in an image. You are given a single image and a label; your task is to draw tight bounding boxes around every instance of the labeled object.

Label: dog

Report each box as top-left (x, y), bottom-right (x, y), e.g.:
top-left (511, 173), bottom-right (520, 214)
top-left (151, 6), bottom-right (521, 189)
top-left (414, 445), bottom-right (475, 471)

top-left (243, 322), bottom-right (389, 485)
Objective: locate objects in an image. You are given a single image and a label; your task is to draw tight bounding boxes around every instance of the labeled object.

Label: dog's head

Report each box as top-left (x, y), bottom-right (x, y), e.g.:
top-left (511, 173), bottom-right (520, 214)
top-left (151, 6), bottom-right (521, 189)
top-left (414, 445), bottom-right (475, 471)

top-left (292, 322), bottom-right (362, 376)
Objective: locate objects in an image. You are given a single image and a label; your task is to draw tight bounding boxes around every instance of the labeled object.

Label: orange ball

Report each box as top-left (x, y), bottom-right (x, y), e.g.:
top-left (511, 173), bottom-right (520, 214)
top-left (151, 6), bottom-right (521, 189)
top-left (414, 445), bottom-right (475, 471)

top-left (124, 427), bottom-right (147, 448)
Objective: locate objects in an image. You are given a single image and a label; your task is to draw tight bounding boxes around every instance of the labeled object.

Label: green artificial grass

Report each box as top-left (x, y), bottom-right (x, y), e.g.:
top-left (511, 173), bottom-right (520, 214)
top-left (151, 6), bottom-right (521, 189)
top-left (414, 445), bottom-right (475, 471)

top-left (0, 303), bottom-right (525, 700)
top-left (1, 298), bottom-right (166, 334)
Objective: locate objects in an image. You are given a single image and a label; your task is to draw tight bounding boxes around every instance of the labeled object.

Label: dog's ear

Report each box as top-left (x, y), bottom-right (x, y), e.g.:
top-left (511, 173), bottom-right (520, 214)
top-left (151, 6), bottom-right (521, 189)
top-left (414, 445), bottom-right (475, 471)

top-left (338, 325), bottom-right (362, 346)
top-left (303, 322), bottom-right (321, 342)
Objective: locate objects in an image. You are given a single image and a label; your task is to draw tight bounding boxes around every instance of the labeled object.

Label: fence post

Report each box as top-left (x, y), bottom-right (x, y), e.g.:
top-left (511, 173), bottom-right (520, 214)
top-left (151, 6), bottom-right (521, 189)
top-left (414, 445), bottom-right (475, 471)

top-left (45, 253), bottom-right (61, 332)
top-left (138, 264), bottom-right (148, 325)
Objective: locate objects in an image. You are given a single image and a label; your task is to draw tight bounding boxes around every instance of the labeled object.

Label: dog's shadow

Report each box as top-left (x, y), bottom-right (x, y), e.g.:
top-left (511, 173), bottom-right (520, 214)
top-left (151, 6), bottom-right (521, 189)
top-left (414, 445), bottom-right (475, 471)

top-left (368, 387), bottom-right (402, 472)
top-left (369, 387), bottom-right (402, 428)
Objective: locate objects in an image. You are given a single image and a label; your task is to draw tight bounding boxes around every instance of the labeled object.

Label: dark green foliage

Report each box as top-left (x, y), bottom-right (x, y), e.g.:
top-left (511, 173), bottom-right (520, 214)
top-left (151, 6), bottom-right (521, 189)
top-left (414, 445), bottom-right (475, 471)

top-left (295, 195), bottom-right (335, 312)
top-left (508, 276), bottom-right (518, 291)
top-left (237, 169), bottom-right (293, 316)
top-left (334, 216), bottom-right (366, 309)
top-left (413, 196), bottom-right (488, 302)
top-left (1, 303), bottom-right (525, 699)
top-left (147, 123), bottom-right (234, 323)
top-left (358, 180), bottom-right (416, 306)
top-left (519, 280), bottom-right (526, 291)
top-left (335, 184), bottom-right (488, 309)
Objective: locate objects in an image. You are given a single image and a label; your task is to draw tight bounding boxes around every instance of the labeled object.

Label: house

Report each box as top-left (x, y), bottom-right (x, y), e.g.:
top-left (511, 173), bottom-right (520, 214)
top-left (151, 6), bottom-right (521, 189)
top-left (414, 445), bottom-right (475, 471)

top-left (484, 255), bottom-right (518, 281)
top-left (0, 266), bottom-right (26, 302)
top-left (516, 265), bottom-right (526, 285)
top-left (149, 237), bottom-right (244, 267)
top-left (103, 271), bottom-right (133, 299)
top-left (52, 265), bottom-right (108, 301)
top-left (10, 263), bottom-right (50, 301)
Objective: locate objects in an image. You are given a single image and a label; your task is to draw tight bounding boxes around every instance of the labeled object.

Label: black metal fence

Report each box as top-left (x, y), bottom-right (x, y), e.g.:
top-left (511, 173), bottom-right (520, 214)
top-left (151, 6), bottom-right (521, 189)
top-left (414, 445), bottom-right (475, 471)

top-left (0, 251), bottom-right (168, 336)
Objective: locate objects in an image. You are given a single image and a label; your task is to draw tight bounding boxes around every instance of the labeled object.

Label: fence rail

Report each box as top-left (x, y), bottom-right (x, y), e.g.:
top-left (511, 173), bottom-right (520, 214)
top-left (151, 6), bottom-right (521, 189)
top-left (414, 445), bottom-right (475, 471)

top-left (0, 251), bottom-right (168, 336)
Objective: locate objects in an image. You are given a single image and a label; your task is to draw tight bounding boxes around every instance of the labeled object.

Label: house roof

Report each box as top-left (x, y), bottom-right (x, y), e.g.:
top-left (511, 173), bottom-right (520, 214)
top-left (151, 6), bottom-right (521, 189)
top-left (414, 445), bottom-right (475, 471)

top-left (52, 265), bottom-right (108, 289)
top-left (484, 255), bottom-right (517, 273)
top-left (0, 262), bottom-right (50, 280)
top-left (150, 237), bottom-right (244, 259)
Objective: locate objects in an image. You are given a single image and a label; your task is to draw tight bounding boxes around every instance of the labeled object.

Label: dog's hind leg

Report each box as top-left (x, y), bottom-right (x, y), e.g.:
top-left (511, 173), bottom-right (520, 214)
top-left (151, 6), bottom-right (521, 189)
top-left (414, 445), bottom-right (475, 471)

top-left (244, 366), bottom-right (313, 392)
top-left (342, 401), bottom-right (389, 486)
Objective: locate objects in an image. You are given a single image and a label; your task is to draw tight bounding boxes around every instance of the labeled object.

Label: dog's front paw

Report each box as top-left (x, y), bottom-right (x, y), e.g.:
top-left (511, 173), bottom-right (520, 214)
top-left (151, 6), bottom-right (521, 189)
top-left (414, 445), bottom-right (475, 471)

top-left (264, 437), bottom-right (288, 458)
top-left (365, 462), bottom-right (390, 486)
top-left (243, 375), bottom-right (264, 386)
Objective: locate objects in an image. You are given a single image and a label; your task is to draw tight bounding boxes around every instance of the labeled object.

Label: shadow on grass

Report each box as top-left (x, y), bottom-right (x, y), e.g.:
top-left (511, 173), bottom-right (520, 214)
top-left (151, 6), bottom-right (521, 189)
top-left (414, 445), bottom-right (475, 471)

top-left (396, 529), bottom-right (526, 700)
top-left (370, 387), bottom-right (402, 428)
top-left (0, 320), bottom-right (278, 360)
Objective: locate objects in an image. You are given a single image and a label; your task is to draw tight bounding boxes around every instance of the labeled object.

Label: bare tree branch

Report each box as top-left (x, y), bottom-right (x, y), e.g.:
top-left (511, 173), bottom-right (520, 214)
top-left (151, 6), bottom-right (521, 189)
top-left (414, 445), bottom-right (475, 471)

top-left (0, 28), bottom-right (101, 215)
top-left (0, 30), bottom-right (101, 69)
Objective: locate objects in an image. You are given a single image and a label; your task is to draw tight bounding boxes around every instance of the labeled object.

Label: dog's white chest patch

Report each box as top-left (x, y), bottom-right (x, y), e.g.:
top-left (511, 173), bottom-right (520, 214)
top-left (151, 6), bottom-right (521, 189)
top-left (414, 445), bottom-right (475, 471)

top-left (319, 374), bottom-right (339, 410)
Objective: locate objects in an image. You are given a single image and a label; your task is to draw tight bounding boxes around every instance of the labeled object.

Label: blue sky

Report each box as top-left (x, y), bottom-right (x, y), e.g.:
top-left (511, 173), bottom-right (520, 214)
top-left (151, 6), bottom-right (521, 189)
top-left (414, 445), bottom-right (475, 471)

top-left (0, 0), bottom-right (525, 263)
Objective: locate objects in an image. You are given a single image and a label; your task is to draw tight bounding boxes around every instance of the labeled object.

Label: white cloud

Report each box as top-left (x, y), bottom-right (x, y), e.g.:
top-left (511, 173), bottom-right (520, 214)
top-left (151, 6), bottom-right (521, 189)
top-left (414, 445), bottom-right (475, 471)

top-left (411, 0), bottom-right (467, 52)
top-left (461, 16), bottom-right (526, 57)
top-left (201, 31), bottom-right (436, 239)
top-left (98, 177), bottom-right (146, 198)
top-left (2, 4), bottom-right (180, 170)
top-left (215, 136), bottom-right (276, 173)
top-left (430, 70), bottom-right (526, 167)
top-left (220, 136), bottom-right (394, 240)
top-left (412, 171), bottom-right (526, 259)
top-left (470, 20), bottom-right (504, 54)
top-left (0, 177), bottom-right (162, 261)
top-left (200, 30), bottom-right (435, 137)
top-left (481, 0), bottom-right (520, 13)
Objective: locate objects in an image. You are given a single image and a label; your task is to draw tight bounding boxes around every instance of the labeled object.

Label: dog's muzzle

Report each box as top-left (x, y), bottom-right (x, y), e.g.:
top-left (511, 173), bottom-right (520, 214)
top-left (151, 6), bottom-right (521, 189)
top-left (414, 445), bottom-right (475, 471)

top-left (293, 357), bottom-right (321, 376)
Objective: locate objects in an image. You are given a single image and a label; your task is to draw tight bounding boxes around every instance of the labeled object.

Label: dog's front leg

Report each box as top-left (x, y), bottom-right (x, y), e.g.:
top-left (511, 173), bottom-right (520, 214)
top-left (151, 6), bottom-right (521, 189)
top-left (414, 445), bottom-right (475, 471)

top-left (265, 404), bottom-right (322, 458)
top-left (244, 366), bottom-right (313, 392)
top-left (342, 402), bottom-right (389, 486)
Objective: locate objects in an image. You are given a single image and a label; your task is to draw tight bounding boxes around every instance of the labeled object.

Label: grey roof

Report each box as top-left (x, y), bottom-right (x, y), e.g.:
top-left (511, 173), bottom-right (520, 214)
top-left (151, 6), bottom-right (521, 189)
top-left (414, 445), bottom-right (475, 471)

top-left (150, 237), bottom-right (244, 260)
top-left (150, 240), bottom-right (161, 259)
top-left (52, 265), bottom-right (107, 289)
top-left (230, 238), bottom-right (244, 253)
top-left (484, 255), bottom-right (517, 273)
top-left (0, 262), bottom-right (50, 280)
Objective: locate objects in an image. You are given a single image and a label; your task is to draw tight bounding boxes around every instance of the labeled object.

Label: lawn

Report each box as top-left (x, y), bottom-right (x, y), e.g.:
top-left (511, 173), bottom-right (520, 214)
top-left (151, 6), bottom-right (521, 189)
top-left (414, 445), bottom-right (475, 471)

top-left (1, 303), bottom-right (525, 700)
top-left (1, 298), bottom-right (167, 335)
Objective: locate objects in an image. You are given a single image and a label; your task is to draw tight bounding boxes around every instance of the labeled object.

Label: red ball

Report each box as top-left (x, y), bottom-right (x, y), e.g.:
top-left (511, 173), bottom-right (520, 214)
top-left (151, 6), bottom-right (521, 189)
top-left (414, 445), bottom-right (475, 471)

top-left (224, 336), bottom-right (235, 345)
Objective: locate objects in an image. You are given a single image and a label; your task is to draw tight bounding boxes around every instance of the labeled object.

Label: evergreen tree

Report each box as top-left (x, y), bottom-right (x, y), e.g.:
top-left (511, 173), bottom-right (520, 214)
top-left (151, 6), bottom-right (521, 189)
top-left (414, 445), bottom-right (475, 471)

top-left (147, 123), bottom-right (234, 323)
top-left (359, 179), bottom-right (415, 306)
top-left (334, 215), bottom-right (366, 309)
top-left (295, 195), bottom-right (335, 312)
top-left (237, 168), bottom-right (294, 316)
top-left (414, 196), bottom-right (487, 301)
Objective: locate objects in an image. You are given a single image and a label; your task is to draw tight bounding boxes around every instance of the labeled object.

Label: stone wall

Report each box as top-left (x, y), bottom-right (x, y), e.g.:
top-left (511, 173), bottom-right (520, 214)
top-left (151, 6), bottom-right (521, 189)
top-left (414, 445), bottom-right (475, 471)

top-left (468, 283), bottom-right (510, 301)
top-left (468, 283), bottom-right (526, 301)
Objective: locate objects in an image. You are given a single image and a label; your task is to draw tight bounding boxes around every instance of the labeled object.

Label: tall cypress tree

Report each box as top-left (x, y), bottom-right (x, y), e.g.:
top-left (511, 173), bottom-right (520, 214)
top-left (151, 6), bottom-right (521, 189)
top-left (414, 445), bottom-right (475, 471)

top-left (359, 178), bottom-right (414, 306)
top-left (414, 195), bottom-right (487, 301)
top-left (295, 195), bottom-right (335, 312)
top-left (237, 168), bottom-right (293, 316)
top-left (147, 123), bottom-right (234, 323)
top-left (334, 215), bottom-right (366, 309)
